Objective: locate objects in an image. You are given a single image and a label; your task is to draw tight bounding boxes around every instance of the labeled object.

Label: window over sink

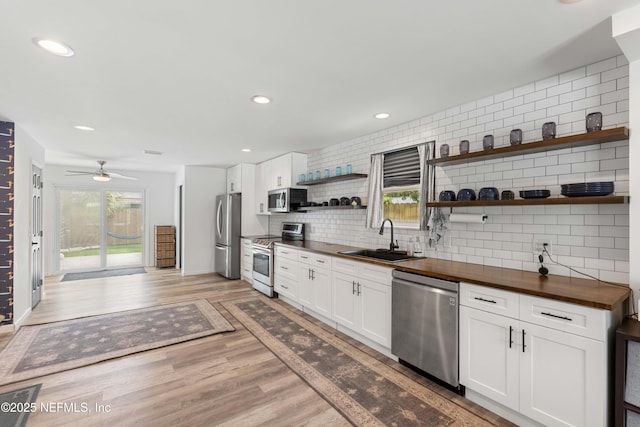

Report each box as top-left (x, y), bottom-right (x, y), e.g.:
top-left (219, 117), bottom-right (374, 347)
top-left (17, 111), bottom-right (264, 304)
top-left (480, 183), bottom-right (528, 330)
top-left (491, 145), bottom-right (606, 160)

top-left (382, 146), bottom-right (421, 228)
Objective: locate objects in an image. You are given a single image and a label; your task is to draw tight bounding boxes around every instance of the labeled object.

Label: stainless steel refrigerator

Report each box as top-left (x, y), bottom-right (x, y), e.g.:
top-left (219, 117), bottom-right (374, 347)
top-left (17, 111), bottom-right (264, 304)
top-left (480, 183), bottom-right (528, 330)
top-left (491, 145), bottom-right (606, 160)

top-left (214, 193), bottom-right (241, 279)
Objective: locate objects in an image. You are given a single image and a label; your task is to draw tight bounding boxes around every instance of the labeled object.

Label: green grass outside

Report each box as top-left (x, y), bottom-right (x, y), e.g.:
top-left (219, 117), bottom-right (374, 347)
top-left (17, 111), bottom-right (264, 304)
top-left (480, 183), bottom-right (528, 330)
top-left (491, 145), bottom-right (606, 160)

top-left (63, 243), bottom-right (142, 257)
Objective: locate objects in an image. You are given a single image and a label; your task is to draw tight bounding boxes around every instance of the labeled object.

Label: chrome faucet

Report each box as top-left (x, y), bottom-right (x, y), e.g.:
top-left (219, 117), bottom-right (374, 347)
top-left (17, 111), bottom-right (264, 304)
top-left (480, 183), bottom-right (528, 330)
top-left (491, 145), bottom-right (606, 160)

top-left (379, 218), bottom-right (399, 252)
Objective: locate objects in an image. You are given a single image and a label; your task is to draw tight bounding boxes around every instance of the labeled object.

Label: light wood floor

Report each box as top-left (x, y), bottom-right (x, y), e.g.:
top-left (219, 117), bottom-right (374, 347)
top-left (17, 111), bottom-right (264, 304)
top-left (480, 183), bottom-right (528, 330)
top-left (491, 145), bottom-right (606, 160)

top-left (0, 268), bottom-right (512, 427)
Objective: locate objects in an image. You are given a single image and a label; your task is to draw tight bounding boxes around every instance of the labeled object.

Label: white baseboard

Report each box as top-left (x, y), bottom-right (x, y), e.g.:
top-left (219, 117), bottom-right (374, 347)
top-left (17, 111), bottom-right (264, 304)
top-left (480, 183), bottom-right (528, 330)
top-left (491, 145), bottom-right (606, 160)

top-left (465, 389), bottom-right (544, 427)
top-left (14, 307), bottom-right (32, 330)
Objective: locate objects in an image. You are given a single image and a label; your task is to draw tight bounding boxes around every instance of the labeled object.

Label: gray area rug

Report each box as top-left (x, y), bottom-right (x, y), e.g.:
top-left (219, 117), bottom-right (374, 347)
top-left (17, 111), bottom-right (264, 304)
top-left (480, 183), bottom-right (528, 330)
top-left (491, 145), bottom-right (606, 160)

top-left (61, 267), bottom-right (147, 282)
top-left (0, 383), bottom-right (41, 427)
top-left (0, 300), bottom-right (234, 386)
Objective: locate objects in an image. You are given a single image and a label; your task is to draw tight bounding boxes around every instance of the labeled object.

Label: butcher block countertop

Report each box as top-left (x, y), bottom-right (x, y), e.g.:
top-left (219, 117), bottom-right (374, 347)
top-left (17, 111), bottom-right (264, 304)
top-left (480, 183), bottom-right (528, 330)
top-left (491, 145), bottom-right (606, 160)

top-left (276, 240), bottom-right (631, 311)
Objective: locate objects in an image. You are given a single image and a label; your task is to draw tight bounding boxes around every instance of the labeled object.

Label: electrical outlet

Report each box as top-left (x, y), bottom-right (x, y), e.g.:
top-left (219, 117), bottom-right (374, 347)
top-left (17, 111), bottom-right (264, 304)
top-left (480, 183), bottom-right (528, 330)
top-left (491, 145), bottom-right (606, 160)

top-left (533, 239), bottom-right (552, 255)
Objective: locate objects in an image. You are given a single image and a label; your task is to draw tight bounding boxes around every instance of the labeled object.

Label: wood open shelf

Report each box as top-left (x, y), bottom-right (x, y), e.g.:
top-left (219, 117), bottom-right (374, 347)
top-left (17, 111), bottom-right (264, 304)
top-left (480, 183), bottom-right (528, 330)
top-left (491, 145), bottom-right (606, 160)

top-left (296, 173), bottom-right (367, 186)
top-left (297, 205), bottom-right (367, 212)
top-left (428, 127), bottom-right (629, 166)
top-left (427, 195), bottom-right (628, 207)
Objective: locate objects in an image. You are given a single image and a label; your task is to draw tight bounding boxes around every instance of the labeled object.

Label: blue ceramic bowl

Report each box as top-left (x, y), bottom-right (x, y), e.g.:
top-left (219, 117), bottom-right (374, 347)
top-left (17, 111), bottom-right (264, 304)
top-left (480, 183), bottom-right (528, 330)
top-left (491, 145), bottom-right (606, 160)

top-left (478, 187), bottom-right (499, 200)
top-left (457, 188), bottom-right (476, 201)
top-left (439, 190), bottom-right (456, 201)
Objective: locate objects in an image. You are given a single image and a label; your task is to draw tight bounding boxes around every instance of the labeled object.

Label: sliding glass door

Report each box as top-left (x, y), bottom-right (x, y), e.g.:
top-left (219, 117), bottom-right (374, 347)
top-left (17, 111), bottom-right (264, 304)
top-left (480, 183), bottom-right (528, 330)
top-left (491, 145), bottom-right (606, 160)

top-left (58, 188), bottom-right (144, 272)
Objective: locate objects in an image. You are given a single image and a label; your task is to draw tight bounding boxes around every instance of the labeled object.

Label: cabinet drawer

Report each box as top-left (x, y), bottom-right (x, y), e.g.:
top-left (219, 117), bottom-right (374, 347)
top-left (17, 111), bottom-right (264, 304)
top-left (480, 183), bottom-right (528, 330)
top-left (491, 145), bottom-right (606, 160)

top-left (242, 238), bottom-right (252, 248)
top-left (460, 282), bottom-right (519, 319)
top-left (359, 262), bottom-right (392, 284)
top-left (298, 251), bottom-right (331, 268)
top-left (275, 278), bottom-right (297, 298)
top-left (276, 246), bottom-right (298, 261)
top-left (332, 256), bottom-right (391, 285)
top-left (275, 258), bottom-right (298, 281)
top-left (332, 257), bottom-right (358, 274)
top-left (519, 294), bottom-right (605, 341)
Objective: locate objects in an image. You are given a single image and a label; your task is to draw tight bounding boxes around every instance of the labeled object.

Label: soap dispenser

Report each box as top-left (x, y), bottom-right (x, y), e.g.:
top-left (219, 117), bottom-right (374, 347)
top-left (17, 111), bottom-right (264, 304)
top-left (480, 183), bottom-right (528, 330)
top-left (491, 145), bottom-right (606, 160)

top-left (413, 237), bottom-right (423, 257)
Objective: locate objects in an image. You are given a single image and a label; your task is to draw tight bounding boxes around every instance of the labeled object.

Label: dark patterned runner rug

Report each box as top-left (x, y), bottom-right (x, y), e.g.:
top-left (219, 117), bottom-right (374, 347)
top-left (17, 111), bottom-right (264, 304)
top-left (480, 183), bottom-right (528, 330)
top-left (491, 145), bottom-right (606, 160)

top-left (0, 300), bottom-right (234, 386)
top-left (223, 297), bottom-right (493, 427)
top-left (0, 384), bottom-right (41, 427)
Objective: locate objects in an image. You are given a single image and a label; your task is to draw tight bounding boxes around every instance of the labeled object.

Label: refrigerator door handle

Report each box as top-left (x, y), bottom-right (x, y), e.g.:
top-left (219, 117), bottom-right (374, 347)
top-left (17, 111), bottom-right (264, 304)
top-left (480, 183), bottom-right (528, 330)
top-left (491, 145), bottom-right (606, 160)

top-left (216, 199), bottom-right (223, 238)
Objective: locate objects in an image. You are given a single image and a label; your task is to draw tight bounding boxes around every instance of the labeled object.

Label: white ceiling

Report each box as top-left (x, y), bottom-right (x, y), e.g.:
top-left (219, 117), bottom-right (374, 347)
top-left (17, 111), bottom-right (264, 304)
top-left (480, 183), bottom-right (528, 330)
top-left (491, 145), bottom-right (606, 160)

top-left (1, 0), bottom-right (639, 174)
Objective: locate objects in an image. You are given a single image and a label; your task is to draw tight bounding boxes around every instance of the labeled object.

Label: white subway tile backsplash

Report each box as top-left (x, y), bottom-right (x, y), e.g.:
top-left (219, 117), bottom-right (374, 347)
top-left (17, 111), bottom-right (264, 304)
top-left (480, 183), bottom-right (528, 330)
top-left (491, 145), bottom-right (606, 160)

top-left (586, 57), bottom-right (617, 75)
top-left (559, 89), bottom-right (586, 104)
top-left (573, 74), bottom-right (600, 90)
top-left (284, 56), bottom-right (628, 284)
top-left (584, 236), bottom-right (615, 248)
top-left (559, 67), bottom-right (586, 83)
top-left (602, 89), bottom-right (628, 104)
top-left (586, 80), bottom-right (617, 97)
top-left (602, 65), bottom-right (628, 82)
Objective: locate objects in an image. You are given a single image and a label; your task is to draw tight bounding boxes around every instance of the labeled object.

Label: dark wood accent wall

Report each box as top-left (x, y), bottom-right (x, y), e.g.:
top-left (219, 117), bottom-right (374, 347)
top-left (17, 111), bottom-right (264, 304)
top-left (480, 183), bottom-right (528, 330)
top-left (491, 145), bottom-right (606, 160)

top-left (0, 121), bottom-right (14, 326)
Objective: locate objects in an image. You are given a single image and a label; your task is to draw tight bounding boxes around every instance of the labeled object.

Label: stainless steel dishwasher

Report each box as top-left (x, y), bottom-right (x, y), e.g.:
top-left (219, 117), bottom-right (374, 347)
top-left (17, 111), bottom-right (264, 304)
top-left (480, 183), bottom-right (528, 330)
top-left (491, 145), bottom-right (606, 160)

top-left (391, 270), bottom-right (459, 388)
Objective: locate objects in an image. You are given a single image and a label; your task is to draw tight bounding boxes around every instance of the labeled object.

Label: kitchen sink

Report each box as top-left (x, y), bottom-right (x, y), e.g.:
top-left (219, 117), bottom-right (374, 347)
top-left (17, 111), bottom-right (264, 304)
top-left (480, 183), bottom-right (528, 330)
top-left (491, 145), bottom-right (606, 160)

top-left (338, 249), bottom-right (419, 262)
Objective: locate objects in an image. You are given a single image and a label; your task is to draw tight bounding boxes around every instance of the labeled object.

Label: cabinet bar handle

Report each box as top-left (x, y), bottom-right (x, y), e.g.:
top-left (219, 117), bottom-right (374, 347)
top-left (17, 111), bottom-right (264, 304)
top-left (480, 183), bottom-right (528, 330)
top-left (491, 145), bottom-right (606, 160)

top-left (522, 329), bottom-right (526, 353)
top-left (308, 269), bottom-right (311, 279)
top-left (281, 266), bottom-right (288, 270)
top-left (317, 259), bottom-right (325, 264)
top-left (352, 281), bottom-right (356, 295)
top-left (509, 326), bottom-right (513, 349)
top-left (301, 255), bottom-right (308, 259)
top-left (357, 282), bottom-right (361, 296)
top-left (311, 269), bottom-right (315, 280)
top-left (474, 297), bottom-right (497, 304)
top-left (282, 284), bottom-right (288, 290)
top-left (541, 312), bottom-right (573, 321)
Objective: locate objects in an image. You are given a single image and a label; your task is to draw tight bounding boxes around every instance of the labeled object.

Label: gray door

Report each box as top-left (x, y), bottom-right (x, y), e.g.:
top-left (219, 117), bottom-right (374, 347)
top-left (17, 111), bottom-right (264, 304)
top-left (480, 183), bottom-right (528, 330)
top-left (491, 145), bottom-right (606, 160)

top-left (31, 165), bottom-right (42, 308)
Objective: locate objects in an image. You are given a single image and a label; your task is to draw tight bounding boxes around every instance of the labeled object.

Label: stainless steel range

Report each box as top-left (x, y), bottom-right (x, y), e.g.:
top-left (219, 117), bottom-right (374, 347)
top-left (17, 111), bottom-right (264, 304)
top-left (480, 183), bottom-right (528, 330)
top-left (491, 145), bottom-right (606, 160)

top-left (251, 223), bottom-right (304, 297)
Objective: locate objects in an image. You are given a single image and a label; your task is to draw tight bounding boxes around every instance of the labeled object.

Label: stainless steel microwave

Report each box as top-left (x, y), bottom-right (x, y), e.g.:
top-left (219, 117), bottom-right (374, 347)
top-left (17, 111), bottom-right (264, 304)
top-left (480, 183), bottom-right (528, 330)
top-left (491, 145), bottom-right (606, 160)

top-left (267, 188), bottom-right (307, 213)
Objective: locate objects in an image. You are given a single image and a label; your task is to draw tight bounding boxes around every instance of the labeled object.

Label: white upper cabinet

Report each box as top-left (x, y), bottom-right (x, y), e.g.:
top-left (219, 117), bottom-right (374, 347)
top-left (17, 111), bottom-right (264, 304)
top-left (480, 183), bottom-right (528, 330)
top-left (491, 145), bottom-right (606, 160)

top-left (260, 152), bottom-right (307, 191)
top-left (226, 164), bottom-right (242, 193)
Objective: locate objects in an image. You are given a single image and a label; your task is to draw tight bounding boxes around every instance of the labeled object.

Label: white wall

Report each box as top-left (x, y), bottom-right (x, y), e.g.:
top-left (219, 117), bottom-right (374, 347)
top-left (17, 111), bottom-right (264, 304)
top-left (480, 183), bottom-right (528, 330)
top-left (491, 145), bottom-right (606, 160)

top-left (13, 125), bottom-right (45, 327)
top-left (272, 55), bottom-right (630, 284)
top-left (613, 5), bottom-right (640, 301)
top-left (43, 165), bottom-right (176, 273)
top-left (181, 165), bottom-right (226, 275)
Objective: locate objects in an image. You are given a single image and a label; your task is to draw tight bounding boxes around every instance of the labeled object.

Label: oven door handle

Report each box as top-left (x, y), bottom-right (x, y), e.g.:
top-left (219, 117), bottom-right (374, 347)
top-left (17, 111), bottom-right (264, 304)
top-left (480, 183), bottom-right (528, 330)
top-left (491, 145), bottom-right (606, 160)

top-left (252, 247), bottom-right (272, 256)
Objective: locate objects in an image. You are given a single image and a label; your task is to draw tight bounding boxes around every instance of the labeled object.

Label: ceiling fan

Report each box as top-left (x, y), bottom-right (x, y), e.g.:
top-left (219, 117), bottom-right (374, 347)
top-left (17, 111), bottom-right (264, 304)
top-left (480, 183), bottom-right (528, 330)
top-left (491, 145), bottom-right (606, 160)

top-left (66, 160), bottom-right (138, 182)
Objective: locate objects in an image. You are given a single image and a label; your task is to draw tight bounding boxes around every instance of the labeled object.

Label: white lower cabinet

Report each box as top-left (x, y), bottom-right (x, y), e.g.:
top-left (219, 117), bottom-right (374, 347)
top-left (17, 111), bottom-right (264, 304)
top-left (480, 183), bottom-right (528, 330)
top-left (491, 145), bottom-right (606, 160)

top-left (240, 238), bottom-right (253, 282)
top-left (273, 246), bottom-right (393, 351)
top-left (519, 322), bottom-right (604, 427)
top-left (331, 258), bottom-right (392, 348)
top-left (460, 306), bottom-right (519, 410)
top-left (297, 251), bottom-right (332, 318)
top-left (274, 247), bottom-right (299, 301)
top-left (460, 282), bottom-right (614, 427)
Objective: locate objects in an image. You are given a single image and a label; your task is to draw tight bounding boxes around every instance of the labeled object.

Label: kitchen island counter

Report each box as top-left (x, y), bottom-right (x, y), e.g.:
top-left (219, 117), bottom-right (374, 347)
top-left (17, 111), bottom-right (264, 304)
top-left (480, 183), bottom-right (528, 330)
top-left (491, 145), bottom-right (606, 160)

top-left (276, 240), bottom-right (630, 310)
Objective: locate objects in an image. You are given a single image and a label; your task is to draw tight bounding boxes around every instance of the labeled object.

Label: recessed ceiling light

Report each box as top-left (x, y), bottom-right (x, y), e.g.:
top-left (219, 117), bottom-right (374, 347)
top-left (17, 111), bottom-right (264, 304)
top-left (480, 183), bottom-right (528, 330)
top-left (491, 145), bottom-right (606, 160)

top-left (143, 149), bottom-right (163, 155)
top-left (558, 0), bottom-right (583, 3)
top-left (242, 148), bottom-right (251, 152)
top-left (74, 125), bottom-right (94, 131)
top-left (251, 95), bottom-right (271, 104)
top-left (32, 37), bottom-right (75, 57)
top-left (374, 112), bottom-right (390, 119)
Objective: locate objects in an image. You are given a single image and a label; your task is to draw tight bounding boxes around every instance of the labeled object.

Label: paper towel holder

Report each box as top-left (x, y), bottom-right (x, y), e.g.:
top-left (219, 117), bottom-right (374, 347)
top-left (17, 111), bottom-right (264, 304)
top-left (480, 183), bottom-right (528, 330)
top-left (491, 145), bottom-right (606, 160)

top-left (448, 213), bottom-right (488, 223)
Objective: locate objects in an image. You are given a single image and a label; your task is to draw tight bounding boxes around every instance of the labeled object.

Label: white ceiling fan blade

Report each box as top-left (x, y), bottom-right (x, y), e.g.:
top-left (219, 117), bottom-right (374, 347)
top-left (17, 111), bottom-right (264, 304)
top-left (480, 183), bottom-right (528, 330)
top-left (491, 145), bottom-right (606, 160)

top-left (108, 172), bottom-right (139, 180)
top-left (66, 170), bottom-right (96, 175)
